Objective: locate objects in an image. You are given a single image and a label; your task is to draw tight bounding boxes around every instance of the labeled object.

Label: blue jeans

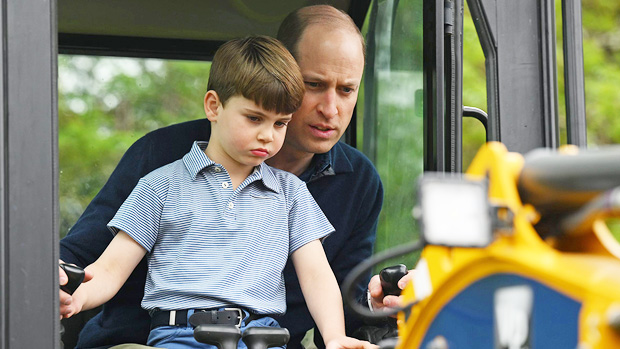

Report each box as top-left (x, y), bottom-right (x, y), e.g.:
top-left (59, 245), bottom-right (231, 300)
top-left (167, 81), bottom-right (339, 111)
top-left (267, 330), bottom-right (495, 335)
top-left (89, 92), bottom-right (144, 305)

top-left (147, 309), bottom-right (283, 349)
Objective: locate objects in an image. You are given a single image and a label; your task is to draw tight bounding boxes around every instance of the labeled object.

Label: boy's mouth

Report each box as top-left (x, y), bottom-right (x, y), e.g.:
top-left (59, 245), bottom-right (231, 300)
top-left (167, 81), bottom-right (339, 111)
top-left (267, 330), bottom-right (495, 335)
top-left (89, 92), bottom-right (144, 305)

top-left (251, 149), bottom-right (269, 157)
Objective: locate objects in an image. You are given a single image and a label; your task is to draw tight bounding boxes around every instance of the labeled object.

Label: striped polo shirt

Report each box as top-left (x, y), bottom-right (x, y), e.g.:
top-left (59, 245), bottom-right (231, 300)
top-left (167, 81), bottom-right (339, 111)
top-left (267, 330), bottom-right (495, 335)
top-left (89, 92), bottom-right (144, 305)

top-left (108, 141), bottom-right (334, 314)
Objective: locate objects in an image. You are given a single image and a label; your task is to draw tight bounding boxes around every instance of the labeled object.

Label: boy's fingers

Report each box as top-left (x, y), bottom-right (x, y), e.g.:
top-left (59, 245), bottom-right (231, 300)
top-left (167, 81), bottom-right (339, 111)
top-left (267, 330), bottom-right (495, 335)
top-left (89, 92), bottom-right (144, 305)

top-left (362, 341), bottom-right (379, 349)
top-left (59, 266), bottom-right (68, 286)
top-left (59, 288), bottom-right (72, 304)
top-left (325, 337), bottom-right (379, 349)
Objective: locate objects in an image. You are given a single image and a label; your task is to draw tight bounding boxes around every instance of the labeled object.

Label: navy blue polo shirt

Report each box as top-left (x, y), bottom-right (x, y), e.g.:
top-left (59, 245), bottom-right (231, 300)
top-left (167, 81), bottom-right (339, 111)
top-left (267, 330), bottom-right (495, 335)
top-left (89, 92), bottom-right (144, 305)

top-left (60, 119), bottom-right (383, 349)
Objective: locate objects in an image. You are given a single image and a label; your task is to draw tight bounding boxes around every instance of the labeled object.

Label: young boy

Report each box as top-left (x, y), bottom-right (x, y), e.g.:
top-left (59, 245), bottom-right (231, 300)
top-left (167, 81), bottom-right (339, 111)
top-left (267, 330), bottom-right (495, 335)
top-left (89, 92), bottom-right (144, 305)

top-left (59, 36), bottom-right (373, 349)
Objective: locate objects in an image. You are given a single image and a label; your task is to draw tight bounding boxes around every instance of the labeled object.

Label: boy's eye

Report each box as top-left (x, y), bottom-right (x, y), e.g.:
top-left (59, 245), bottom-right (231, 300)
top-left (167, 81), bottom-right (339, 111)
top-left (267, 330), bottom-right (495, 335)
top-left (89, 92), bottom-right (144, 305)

top-left (247, 116), bottom-right (260, 122)
top-left (275, 121), bottom-right (289, 127)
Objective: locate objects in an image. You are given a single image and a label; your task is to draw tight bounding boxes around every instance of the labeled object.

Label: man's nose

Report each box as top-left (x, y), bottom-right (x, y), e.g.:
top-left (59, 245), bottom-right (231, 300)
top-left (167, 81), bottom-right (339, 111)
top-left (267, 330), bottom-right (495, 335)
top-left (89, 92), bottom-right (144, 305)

top-left (317, 89), bottom-right (338, 119)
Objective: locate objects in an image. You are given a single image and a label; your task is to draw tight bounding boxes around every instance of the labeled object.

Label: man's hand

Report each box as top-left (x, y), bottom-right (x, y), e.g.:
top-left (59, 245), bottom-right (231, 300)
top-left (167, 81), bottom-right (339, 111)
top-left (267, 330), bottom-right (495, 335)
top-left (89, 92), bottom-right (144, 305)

top-left (367, 269), bottom-right (414, 311)
top-left (325, 336), bottom-right (379, 349)
top-left (59, 260), bottom-right (93, 319)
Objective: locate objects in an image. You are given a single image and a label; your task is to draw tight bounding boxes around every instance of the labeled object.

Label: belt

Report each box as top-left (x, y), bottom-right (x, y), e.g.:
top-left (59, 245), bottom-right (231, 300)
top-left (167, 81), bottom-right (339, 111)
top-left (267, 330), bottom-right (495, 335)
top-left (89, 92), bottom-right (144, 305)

top-left (150, 308), bottom-right (264, 330)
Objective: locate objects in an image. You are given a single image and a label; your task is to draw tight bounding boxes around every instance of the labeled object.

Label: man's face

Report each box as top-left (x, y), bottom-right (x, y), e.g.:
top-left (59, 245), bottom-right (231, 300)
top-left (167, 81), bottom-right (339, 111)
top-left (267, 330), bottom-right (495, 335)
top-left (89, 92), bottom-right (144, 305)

top-left (205, 94), bottom-right (292, 170)
top-left (284, 25), bottom-right (365, 156)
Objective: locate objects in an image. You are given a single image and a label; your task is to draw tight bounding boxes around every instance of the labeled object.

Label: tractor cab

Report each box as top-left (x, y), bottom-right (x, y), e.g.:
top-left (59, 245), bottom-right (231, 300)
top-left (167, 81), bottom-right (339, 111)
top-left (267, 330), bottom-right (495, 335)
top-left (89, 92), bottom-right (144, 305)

top-left (0, 0), bottom-right (615, 347)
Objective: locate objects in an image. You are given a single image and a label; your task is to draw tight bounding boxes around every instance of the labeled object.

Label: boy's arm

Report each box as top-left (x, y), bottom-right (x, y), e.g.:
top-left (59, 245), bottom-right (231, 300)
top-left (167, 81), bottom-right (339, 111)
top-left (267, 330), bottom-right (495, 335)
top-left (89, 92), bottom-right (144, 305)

top-left (291, 240), bottom-right (376, 349)
top-left (60, 231), bottom-right (147, 319)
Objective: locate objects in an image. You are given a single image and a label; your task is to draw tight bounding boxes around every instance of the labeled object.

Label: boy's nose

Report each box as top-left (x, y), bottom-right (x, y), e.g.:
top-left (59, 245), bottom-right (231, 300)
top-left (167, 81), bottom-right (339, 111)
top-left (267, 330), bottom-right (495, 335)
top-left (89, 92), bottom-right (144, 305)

top-left (258, 128), bottom-right (274, 142)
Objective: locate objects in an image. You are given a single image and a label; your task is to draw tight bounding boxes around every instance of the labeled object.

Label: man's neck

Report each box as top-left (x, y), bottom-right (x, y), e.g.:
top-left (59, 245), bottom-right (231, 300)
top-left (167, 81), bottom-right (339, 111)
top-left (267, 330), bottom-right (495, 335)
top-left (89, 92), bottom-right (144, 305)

top-left (267, 146), bottom-right (315, 177)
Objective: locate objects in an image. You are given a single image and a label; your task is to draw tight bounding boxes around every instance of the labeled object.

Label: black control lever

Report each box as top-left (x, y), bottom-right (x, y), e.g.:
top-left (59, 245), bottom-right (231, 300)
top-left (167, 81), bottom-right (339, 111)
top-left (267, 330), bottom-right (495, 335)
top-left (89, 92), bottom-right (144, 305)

top-left (59, 263), bottom-right (85, 295)
top-left (194, 324), bottom-right (242, 349)
top-left (241, 327), bottom-right (290, 349)
top-left (379, 264), bottom-right (408, 296)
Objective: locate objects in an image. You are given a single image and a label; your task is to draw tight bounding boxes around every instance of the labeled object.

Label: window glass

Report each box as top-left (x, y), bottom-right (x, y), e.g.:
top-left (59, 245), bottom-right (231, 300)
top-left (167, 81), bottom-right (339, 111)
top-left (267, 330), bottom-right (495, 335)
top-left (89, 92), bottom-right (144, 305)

top-left (461, 3), bottom-right (488, 170)
top-left (359, 0), bottom-right (424, 270)
top-left (58, 55), bottom-right (211, 237)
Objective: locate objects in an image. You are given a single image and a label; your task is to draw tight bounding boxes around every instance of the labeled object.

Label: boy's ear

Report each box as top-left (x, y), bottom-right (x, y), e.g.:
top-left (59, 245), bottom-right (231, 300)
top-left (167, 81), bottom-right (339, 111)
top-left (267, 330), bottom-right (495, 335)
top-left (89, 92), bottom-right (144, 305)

top-left (204, 90), bottom-right (221, 122)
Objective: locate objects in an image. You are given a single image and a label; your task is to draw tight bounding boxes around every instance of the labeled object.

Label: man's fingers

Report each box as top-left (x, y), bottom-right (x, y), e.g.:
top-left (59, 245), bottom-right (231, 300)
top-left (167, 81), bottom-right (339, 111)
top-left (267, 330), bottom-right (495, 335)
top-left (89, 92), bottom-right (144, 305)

top-left (397, 269), bottom-right (415, 289)
top-left (382, 294), bottom-right (402, 308)
top-left (367, 274), bottom-right (383, 297)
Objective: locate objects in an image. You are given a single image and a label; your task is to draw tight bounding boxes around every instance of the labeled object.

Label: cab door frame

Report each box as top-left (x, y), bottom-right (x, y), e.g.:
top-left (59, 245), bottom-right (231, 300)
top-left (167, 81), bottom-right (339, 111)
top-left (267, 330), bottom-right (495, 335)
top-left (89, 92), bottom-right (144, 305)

top-left (0, 0), bottom-right (59, 347)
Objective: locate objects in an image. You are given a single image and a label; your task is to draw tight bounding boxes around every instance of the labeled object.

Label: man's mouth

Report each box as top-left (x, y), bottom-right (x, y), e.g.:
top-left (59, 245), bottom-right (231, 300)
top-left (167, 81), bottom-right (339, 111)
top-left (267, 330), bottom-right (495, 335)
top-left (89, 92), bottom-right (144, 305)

top-left (312, 125), bottom-right (334, 131)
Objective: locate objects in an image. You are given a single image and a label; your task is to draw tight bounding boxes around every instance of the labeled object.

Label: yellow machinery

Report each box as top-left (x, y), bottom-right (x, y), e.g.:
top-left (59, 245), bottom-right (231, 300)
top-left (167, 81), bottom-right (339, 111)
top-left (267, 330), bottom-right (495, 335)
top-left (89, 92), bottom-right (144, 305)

top-left (393, 142), bottom-right (620, 348)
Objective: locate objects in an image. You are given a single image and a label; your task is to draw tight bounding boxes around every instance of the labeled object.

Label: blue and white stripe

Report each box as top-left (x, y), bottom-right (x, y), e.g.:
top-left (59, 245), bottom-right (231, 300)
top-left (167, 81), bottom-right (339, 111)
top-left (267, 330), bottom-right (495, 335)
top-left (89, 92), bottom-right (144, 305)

top-left (108, 141), bottom-right (334, 314)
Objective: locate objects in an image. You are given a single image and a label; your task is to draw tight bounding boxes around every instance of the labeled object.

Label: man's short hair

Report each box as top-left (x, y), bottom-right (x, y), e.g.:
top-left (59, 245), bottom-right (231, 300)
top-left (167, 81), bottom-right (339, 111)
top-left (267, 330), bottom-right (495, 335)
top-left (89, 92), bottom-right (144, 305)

top-left (207, 35), bottom-right (304, 115)
top-left (277, 4), bottom-right (366, 60)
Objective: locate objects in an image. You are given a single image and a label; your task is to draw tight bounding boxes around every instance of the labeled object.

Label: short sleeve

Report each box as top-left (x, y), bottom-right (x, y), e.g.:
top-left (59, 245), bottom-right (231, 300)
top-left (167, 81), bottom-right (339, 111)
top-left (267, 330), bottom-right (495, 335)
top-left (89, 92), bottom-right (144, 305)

top-left (107, 178), bottom-right (164, 252)
top-left (288, 182), bottom-right (335, 254)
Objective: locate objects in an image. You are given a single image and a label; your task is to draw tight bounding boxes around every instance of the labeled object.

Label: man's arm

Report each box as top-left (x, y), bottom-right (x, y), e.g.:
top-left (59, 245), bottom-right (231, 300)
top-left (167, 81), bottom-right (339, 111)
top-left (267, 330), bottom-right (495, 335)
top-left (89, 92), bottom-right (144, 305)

top-left (60, 231), bottom-right (147, 318)
top-left (329, 170), bottom-right (384, 329)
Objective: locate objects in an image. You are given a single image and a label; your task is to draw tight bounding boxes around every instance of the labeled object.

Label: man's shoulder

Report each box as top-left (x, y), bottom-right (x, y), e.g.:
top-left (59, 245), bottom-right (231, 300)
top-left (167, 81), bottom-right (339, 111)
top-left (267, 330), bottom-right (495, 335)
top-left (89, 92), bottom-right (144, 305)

top-left (145, 119), bottom-right (210, 138)
top-left (331, 142), bottom-right (380, 180)
top-left (133, 119), bottom-right (210, 149)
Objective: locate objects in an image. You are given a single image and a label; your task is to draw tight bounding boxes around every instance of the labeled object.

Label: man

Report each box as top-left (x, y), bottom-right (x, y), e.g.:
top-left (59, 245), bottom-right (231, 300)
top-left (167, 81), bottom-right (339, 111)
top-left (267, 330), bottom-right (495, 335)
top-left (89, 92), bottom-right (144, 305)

top-left (60, 5), bottom-right (383, 349)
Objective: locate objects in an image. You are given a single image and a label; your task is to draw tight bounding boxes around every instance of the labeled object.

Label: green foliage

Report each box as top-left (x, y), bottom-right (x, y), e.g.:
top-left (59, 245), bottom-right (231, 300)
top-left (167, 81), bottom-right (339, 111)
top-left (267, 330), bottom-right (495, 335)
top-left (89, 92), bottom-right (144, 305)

top-left (58, 56), bottom-right (210, 236)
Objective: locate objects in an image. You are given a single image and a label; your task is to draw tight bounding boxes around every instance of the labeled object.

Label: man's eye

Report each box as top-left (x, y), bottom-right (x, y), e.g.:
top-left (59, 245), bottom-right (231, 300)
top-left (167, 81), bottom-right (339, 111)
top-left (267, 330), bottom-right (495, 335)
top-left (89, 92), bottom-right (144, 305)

top-left (342, 87), bottom-right (354, 94)
top-left (305, 81), bottom-right (320, 88)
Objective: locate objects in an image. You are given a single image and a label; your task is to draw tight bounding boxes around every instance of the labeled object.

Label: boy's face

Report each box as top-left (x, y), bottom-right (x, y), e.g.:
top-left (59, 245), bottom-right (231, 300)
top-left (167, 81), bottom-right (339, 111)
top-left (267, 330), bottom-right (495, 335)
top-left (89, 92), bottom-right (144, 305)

top-left (205, 93), bottom-right (292, 169)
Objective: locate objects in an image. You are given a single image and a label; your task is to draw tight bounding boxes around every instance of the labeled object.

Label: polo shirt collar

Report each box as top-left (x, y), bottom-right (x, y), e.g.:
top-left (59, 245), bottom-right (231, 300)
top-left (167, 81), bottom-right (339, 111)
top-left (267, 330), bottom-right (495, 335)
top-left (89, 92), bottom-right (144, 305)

top-left (255, 162), bottom-right (280, 193)
top-left (299, 142), bottom-right (354, 183)
top-left (183, 141), bottom-right (280, 193)
top-left (183, 141), bottom-right (214, 179)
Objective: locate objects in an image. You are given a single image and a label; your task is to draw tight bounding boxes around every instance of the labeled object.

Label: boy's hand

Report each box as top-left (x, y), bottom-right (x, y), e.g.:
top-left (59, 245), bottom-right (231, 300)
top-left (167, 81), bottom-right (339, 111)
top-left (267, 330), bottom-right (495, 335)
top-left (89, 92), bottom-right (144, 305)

top-left (59, 260), bottom-right (93, 319)
top-left (367, 269), bottom-right (415, 313)
top-left (325, 336), bottom-right (379, 349)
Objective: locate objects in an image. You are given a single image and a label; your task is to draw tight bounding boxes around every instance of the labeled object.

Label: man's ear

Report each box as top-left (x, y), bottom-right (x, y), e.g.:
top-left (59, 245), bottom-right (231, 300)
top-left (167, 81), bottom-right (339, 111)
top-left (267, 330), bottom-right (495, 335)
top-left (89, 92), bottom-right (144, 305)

top-left (204, 90), bottom-right (221, 122)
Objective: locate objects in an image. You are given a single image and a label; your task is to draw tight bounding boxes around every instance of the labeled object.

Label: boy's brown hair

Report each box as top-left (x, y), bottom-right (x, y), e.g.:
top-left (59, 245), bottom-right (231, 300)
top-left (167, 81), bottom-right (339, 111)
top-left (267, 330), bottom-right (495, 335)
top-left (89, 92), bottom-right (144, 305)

top-left (207, 36), bottom-right (304, 115)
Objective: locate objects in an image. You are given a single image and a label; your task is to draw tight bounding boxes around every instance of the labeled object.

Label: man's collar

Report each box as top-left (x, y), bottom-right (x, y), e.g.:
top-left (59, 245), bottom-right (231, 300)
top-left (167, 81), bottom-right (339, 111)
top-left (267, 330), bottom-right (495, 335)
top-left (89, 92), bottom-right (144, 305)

top-left (183, 141), bottom-right (280, 193)
top-left (299, 142), bottom-right (354, 183)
